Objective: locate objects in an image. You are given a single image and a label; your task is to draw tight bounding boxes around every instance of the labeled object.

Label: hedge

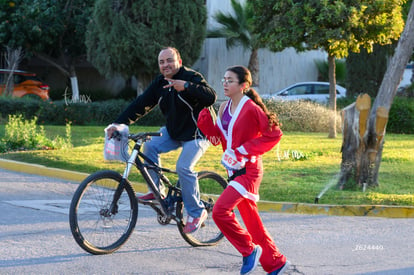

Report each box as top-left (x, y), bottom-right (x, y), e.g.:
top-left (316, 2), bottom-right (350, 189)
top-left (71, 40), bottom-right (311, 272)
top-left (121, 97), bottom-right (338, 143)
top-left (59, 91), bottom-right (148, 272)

top-left (0, 97), bottom-right (165, 126)
top-left (336, 96), bottom-right (414, 134)
top-left (0, 96), bottom-right (413, 134)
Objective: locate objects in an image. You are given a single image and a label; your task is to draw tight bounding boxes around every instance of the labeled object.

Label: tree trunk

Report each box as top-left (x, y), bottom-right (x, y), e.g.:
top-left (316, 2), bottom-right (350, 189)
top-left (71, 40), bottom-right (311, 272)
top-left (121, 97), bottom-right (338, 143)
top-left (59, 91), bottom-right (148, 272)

top-left (339, 94), bottom-right (383, 189)
top-left (69, 65), bottom-right (80, 102)
top-left (248, 48), bottom-right (259, 87)
top-left (34, 52), bottom-right (83, 102)
top-left (4, 47), bottom-right (23, 97)
top-left (338, 1), bottom-right (414, 189)
top-left (328, 54), bottom-right (337, 138)
top-left (4, 71), bottom-right (15, 97)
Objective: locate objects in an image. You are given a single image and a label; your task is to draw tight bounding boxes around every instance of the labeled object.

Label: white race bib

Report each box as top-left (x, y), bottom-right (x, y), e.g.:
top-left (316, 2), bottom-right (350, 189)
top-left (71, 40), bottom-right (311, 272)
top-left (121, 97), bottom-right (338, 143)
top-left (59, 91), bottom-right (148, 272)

top-left (221, 149), bottom-right (245, 171)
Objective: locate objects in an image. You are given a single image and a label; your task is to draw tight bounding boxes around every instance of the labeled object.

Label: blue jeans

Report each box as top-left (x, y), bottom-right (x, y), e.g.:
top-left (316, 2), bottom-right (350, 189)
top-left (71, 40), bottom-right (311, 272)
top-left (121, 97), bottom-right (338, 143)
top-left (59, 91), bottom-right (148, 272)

top-left (143, 127), bottom-right (210, 218)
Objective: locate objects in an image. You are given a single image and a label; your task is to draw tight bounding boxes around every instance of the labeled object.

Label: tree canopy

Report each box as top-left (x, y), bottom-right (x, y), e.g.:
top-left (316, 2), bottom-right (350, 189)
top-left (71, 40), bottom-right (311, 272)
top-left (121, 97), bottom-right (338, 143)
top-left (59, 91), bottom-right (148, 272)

top-left (249, 0), bottom-right (405, 58)
top-left (86, 0), bottom-right (208, 81)
top-left (339, 1), bottom-right (414, 189)
top-left (249, 0), bottom-right (405, 137)
top-left (0, 0), bottom-right (94, 76)
top-left (207, 0), bottom-right (261, 86)
top-left (1, 0), bottom-right (94, 100)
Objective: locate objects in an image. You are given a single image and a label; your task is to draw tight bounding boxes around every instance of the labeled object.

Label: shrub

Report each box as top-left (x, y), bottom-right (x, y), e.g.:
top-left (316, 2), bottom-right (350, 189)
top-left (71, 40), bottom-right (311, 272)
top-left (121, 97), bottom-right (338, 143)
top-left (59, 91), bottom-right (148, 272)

top-left (50, 87), bottom-right (137, 102)
top-left (387, 97), bottom-right (414, 134)
top-left (0, 114), bottom-right (72, 152)
top-left (265, 100), bottom-right (342, 132)
top-left (337, 96), bottom-right (414, 134)
top-left (1, 96), bottom-right (412, 133)
top-left (49, 88), bottom-right (115, 102)
top-left (337, 96), bottom-right (358, 110)
top-left (345, 44), bottom-right (392, 98)
top-left (0, 97), bottom-right (165, 126)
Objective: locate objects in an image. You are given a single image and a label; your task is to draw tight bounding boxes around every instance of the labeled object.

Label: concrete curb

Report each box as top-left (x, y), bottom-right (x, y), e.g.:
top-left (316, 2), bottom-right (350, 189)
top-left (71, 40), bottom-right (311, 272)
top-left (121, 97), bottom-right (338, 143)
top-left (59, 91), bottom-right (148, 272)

top-left (257, 200), bottom-right (414, 218)
top-left (0, 158), bottom-right (149, 194)
top-left (0, 158), bottom-right (89, 182)
top-left (1, 158), bottom-right (413, 218)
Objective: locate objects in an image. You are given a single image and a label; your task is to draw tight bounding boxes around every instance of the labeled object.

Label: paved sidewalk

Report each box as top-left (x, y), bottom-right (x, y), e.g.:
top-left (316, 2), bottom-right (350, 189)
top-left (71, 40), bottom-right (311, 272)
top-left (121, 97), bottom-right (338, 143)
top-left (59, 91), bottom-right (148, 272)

top-left (1, 158), bottom-right (414, 218)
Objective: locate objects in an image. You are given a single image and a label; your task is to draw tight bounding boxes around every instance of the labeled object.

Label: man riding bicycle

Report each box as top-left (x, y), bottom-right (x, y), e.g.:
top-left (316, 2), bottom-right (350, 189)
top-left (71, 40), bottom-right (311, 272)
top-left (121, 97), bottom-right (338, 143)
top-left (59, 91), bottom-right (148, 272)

top-left (106, 46), bottom-right (217, 233)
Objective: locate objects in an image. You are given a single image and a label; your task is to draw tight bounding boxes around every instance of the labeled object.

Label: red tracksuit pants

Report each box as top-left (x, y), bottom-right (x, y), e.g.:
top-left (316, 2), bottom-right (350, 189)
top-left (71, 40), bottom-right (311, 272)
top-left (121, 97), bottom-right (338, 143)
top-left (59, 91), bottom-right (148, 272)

top-left (212, 185), bottom-right (286, 273)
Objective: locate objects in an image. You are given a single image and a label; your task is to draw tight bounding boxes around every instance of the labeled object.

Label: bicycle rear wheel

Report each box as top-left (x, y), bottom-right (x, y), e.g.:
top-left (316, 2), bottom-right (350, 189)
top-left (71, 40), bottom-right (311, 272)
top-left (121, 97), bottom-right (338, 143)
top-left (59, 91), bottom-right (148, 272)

top-left (69, 170), bottom-right (138, 255)
top-left (177, 171), bottom-right (227, 246)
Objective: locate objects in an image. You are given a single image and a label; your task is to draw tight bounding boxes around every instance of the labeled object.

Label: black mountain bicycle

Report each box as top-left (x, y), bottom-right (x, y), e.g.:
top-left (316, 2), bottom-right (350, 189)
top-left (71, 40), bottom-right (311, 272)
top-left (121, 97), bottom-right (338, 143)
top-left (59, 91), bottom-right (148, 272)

top-left (69, 132), bottom-right (227, 255)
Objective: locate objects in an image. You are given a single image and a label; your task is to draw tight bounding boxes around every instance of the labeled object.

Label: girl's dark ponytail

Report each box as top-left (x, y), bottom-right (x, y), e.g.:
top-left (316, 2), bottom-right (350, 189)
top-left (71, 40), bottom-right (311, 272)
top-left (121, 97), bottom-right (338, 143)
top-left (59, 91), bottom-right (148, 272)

top-left (244, 88), bottom-right (279, 127)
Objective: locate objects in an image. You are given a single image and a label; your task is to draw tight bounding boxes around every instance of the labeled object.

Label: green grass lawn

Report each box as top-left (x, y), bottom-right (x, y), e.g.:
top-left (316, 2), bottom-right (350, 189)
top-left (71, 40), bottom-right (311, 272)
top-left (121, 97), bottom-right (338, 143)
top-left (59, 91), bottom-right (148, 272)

top-left (1, 125), bottom-right (413, 206)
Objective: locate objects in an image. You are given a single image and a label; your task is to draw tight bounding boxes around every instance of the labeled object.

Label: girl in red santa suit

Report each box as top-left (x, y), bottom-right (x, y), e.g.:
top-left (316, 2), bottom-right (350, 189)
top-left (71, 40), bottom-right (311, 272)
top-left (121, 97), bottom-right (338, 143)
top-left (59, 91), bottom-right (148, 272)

top-left (198, 65), bottom-right (290, 275)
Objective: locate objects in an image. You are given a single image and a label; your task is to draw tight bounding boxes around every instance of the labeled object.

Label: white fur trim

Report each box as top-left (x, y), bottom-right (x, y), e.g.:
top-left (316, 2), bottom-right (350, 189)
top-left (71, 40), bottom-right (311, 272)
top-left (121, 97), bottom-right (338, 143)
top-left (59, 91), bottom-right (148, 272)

top-left (237, 145), bottom-right (248, 155)
top-left (227, 96), bottom-right (250, 151)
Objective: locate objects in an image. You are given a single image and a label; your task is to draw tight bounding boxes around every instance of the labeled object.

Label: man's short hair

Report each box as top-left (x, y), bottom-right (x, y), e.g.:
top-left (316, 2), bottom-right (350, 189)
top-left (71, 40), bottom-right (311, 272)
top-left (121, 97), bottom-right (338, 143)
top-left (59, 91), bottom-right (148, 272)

top-left (161, 46), bottom-right (181, 61)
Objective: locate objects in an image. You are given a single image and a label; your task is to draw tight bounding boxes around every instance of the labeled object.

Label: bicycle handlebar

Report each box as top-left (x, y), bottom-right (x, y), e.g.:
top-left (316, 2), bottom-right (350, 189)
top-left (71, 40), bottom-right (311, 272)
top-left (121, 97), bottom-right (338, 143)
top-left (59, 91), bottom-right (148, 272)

top-left (111, 130), bottom-right (161, 143)
top-left (128, 132), bottom-right (162, 142)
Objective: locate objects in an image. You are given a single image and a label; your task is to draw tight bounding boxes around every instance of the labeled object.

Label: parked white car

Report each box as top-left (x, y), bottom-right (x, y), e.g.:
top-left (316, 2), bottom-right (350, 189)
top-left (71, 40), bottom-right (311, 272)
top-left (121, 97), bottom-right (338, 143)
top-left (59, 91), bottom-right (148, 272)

top-left (261, 82), bottom-right (346, 103)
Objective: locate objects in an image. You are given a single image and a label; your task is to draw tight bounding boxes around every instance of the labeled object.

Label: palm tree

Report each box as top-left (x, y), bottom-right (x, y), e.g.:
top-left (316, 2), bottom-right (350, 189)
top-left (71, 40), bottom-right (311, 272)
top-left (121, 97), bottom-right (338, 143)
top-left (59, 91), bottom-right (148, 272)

top-left (208, 0), bottom-right (261, 86)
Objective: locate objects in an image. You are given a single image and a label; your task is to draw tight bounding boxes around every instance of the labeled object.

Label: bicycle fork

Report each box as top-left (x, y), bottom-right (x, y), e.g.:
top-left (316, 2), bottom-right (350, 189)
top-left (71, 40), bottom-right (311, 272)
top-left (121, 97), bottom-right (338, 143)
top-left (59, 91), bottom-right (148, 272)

top-left (108, 149), bottom-right (139, 216)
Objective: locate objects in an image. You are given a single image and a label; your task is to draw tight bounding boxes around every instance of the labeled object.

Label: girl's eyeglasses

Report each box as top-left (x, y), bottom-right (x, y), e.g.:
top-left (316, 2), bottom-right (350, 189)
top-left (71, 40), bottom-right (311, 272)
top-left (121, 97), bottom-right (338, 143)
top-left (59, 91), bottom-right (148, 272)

top-left (221, 79), bottom-right (237, 85)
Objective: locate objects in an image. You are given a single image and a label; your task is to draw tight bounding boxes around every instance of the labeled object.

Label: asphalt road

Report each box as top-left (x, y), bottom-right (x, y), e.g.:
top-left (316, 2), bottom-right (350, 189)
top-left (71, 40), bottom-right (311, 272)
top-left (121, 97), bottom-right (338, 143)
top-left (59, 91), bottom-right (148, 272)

top-left (1, 168), bottom-right (414, 275)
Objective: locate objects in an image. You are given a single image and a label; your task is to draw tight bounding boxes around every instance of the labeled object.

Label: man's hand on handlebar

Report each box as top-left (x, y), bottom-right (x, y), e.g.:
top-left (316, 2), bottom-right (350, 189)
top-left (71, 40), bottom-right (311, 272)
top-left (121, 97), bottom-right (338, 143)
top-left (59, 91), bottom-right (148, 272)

top-left (105, 125), bottom-right (118, 139)
top-left (105, 124), bottom-right (126, 140)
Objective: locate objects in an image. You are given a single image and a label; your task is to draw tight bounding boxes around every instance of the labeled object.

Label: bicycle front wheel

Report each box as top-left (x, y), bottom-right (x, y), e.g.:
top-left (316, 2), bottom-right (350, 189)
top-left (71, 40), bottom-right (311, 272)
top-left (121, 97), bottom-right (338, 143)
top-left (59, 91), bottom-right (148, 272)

top-left (177, 171), bottom-right (227, 247)
top-left (69, 170), bottom-right (138, 255)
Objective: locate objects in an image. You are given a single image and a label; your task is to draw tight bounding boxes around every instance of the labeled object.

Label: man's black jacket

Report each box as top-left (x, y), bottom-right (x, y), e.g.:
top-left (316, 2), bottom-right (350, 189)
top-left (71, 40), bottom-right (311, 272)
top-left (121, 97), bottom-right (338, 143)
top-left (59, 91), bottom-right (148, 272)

top-left (114, 66), bottom-right (217, 141)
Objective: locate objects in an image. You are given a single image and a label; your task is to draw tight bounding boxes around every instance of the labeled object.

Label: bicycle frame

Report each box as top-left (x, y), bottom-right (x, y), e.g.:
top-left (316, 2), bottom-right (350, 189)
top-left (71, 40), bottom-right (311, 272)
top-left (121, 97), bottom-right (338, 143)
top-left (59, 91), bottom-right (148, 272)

top-left (110, 133), bottom-right (180, 221)
top-left (70, 131), bottom-right (227, 254)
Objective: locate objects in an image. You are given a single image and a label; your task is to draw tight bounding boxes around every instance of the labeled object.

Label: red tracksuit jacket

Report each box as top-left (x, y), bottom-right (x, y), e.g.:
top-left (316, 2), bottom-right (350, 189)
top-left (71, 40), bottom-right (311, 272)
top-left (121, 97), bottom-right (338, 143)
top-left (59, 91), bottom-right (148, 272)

top-left (198, 96), bottom-right (283, 201)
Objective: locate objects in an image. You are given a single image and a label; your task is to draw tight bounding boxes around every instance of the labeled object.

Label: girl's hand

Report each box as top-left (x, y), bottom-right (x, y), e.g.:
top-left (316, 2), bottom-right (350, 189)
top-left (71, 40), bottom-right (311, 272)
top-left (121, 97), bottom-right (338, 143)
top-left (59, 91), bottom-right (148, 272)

top-left (221, 149), bottom-right (246, 171)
